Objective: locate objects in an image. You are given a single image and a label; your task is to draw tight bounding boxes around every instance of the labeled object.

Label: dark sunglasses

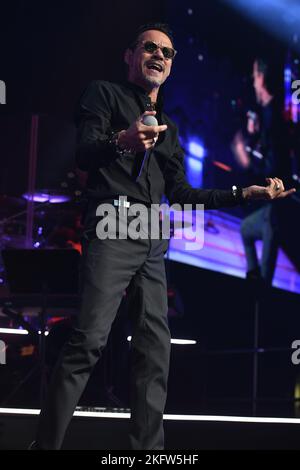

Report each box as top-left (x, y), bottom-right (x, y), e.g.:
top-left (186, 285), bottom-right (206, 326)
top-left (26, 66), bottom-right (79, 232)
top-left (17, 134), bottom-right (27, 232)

top-left (141, 40), bottom-right (177, 60)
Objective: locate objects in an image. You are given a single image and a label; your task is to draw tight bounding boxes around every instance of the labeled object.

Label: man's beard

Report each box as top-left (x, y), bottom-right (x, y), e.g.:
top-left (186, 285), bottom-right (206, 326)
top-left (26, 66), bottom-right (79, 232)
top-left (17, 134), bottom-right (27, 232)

top-left (143, 74), bottom-right (162, 88)
top-left (142, 66), bottom-right (164, 88)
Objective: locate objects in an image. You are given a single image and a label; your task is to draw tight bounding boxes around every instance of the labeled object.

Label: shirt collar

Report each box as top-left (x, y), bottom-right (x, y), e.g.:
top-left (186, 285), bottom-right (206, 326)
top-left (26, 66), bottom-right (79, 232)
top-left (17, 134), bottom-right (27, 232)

top-left (124, 80), bottom-right (164, 112)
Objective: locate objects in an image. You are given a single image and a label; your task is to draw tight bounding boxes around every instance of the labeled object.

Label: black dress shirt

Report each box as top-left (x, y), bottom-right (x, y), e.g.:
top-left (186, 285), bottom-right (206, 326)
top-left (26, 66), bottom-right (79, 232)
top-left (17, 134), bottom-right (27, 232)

top-left (75, 80), bottom-right (239, 217)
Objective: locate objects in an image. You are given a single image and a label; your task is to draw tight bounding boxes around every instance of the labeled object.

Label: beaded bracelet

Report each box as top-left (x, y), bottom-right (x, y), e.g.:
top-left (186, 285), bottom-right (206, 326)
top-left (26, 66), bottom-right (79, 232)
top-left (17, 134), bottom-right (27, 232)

top-left (109, 131), bottom-right (133, 156)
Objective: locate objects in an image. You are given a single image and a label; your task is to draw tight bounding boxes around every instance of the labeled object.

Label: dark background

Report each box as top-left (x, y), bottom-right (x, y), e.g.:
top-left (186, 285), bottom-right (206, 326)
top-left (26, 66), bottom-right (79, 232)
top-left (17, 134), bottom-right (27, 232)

top-left (0, 0), bottom-right (297, 114)
top-left (1, 0), bottom-right (299, 191)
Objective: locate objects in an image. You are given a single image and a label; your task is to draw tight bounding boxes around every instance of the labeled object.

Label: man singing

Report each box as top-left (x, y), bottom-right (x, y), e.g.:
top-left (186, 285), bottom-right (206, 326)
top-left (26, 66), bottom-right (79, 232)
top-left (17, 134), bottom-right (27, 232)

top-left (31, 23), bottom-right (295, 450)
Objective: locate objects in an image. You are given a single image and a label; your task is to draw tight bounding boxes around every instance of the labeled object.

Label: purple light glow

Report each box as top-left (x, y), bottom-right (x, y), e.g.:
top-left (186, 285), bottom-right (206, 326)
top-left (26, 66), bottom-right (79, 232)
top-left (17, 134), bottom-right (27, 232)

top-left (23, 192), bottom-right (71, 203)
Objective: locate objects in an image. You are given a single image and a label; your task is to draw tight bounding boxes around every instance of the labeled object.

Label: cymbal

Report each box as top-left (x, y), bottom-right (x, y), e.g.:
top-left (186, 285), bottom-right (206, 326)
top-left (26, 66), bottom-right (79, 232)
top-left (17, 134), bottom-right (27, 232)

top-left (22, 189), bottom-right (72, 204)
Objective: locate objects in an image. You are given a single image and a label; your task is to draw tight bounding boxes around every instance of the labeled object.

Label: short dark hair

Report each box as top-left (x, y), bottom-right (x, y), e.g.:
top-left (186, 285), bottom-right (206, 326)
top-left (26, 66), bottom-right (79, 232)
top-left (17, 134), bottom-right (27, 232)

top-left (255, 57), bottom-right (282, 95)
top-left (128, 22), bottom-right (175, 50)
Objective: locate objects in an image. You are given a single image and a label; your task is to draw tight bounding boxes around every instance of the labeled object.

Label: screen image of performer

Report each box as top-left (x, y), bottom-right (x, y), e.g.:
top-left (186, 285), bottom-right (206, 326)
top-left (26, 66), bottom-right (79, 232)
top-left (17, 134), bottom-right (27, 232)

top-left (30, 25), bottom-right (295, 450)
top-left (234, 58), bottom-right (293, 286)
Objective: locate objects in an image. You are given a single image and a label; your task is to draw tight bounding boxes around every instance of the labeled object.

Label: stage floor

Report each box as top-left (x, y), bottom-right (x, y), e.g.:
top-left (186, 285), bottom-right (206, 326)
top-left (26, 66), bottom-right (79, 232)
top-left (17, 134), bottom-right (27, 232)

top-left (1, 407), bottom-right (300, 450)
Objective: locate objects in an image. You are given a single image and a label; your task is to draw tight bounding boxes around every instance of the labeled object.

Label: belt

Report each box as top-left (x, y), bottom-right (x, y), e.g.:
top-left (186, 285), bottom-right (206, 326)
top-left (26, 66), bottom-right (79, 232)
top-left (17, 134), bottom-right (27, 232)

top-left (97, 196), bottom-right (153, 211)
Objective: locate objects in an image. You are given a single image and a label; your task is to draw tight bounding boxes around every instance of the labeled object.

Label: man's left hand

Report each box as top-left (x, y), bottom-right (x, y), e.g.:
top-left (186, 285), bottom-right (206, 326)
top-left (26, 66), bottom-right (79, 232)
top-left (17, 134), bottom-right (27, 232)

top-left (243, 177), bottom-right (296, 201)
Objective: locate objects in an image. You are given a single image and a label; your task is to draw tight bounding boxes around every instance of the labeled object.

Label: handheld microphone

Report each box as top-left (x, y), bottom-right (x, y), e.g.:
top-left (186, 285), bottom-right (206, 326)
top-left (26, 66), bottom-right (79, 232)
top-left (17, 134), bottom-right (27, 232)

top-left (135, 114), bottom-right (158, 181)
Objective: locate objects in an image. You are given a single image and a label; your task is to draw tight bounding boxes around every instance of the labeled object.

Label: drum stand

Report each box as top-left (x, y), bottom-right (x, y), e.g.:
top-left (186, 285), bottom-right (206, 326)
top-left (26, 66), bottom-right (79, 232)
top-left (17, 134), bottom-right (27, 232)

top-left (1, 249), bottom-right (80, 407)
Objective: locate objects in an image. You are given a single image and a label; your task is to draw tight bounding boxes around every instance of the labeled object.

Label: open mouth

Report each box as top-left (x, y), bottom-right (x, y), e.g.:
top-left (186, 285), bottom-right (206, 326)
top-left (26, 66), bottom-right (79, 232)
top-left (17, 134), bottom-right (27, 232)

top-left (146, 61), bottom-right (164, 73)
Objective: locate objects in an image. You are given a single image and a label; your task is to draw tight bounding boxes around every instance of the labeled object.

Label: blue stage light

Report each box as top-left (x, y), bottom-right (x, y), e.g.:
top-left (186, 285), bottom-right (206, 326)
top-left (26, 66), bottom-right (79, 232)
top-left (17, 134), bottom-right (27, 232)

top-left (187, 157), bottom-right (202, 172)
top-left (223, 0), bottom-right (300, 49)
top-left (188, 141), bottom-right (205, 159)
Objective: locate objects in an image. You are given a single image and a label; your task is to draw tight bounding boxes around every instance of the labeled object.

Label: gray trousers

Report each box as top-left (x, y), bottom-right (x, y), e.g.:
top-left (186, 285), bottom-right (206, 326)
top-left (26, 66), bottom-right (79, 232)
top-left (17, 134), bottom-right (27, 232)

top-left (241, 204), bottom-right (279, 285)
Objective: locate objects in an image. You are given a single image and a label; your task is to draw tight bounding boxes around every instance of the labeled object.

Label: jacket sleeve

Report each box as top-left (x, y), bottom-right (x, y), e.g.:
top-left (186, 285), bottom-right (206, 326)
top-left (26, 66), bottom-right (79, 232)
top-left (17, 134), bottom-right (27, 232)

top-left (75, 81), bottom-right (118, 171)
top-left (164, 137), bottom-right (239, 209)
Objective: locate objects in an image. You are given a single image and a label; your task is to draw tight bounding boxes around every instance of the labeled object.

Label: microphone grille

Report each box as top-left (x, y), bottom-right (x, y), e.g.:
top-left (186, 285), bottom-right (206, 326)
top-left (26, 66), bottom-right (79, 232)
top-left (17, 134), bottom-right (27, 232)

top-left (142, 115), bottom-right (158, 126)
